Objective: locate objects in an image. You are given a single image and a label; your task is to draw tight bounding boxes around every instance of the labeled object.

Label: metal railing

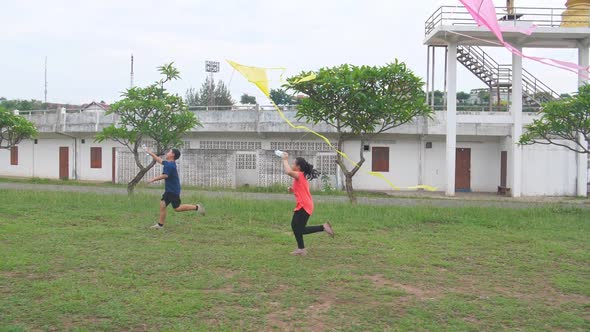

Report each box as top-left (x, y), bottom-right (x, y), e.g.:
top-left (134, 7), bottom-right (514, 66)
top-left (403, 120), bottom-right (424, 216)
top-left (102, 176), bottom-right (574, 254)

top-left (187, 105), bottom-right (299, 111)
top-left (458, 45), bottom-right (500, 83)
top-left (16, 108), bottom-right (86, 115)
top-left (456, 45), bottom-right (559, 106)
top-left (425, 6), bottom-right (589, 36)
top-left (14, 105), bottom-right (301, 115)
top-left (429, 104), bottom-right (541, 113)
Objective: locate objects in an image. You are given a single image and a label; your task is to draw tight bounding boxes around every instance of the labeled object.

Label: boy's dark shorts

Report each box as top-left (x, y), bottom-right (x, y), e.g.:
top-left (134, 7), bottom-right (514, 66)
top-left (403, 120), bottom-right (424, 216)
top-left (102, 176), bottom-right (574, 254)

top-left (161, 192), bottom-right (181, 209)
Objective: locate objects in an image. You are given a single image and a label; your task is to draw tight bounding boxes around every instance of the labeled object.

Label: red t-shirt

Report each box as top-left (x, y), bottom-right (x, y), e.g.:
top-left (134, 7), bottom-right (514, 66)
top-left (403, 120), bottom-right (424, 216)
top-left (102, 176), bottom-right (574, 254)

top-left (292, 171), bottom-right (314, 215)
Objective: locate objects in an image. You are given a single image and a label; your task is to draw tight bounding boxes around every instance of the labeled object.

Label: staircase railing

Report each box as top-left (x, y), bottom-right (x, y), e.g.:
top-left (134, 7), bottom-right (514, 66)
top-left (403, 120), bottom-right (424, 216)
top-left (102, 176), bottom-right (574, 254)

top-left (457, 45), bottom-right (559, 106)
top-left (457, 45), bottom-right (500, 85)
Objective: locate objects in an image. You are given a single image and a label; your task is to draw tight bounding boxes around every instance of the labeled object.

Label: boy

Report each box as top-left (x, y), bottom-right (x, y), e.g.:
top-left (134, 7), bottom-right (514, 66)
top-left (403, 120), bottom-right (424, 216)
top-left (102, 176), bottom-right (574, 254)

top-left (145, 148), bottom-right (205, 229)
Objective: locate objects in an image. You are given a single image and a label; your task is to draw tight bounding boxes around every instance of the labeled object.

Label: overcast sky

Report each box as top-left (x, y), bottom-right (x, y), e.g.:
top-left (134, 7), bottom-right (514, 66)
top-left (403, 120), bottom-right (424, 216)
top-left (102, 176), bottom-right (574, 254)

top-left (0, 0), bottom-right (581, 104)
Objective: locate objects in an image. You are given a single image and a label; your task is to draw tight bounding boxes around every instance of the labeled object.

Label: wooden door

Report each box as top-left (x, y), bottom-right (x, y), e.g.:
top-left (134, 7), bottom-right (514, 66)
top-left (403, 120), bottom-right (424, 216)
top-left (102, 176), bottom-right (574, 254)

top-left (112, 147), bottom-right (116, 184)
top-left (59, 147), bottom-right (69, 180)
top-left (500, 151), bottom-right (507, 187)
top-left (455, 148), bottom-right (471, 191)
top-left (371, 147), bottom-right (390, 172)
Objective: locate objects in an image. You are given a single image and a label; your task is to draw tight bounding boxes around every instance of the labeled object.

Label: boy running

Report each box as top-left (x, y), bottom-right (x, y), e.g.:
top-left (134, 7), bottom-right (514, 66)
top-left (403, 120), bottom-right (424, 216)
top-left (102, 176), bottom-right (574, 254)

top-left (145, 148), bottom-right (205, 229)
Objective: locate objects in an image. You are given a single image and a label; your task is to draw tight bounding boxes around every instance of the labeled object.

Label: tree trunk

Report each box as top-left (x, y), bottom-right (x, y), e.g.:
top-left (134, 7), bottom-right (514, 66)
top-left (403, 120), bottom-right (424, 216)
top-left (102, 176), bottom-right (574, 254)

top-left (127, 159), bottom-right (157, 195)
top-left (344, 173), bottom-right (357, 204)
top-left (336, 135), bottom-right (365, 204)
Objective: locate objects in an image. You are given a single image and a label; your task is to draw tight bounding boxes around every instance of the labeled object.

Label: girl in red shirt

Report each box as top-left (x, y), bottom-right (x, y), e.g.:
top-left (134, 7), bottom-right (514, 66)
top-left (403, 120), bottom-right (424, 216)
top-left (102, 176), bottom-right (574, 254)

top-left (281, 152), bottom-right (334, 256)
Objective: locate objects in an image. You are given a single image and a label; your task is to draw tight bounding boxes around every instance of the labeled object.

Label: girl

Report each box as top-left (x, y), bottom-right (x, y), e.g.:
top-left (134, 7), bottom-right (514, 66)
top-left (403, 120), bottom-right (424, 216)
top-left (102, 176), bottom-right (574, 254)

top-left (281, 152), bottom-right (334, 256)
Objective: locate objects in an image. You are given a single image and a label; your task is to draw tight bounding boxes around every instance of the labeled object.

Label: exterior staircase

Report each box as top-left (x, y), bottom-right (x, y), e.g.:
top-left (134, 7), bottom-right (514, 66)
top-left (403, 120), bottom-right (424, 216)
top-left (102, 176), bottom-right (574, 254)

top-left (457, 45), bottom-right (560, 107)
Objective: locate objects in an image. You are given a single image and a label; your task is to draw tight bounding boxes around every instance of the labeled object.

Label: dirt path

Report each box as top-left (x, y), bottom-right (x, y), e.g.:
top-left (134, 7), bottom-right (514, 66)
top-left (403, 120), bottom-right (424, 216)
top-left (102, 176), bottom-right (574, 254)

top-left (1, 182), bottom-right (588, 209)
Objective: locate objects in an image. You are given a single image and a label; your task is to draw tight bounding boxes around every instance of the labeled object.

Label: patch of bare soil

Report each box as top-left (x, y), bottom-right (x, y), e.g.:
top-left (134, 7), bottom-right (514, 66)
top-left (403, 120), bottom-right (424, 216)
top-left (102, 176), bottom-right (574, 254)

top-left (365, 274), bottom-right (441, 300)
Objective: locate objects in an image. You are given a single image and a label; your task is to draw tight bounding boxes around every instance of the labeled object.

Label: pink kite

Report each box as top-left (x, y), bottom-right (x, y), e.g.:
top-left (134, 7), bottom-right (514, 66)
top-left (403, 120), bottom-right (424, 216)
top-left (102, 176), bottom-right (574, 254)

top-left (459, 0), bottom-right (590, 79)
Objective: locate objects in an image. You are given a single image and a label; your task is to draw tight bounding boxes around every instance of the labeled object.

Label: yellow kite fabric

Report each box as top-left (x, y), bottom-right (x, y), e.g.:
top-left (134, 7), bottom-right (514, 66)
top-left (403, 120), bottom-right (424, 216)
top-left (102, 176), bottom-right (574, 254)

top-left (227, 60), bottom-right (437, 192)
top-left (227, 60), bottom-right (281, 97)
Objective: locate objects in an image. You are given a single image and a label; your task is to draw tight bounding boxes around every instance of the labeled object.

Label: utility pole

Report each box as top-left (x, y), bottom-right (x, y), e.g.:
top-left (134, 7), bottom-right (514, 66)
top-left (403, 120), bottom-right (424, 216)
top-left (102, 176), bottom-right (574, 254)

top-left (44, 56), bottom-right (48, 104)
top-left (130, 54), bottom-right (134, 89)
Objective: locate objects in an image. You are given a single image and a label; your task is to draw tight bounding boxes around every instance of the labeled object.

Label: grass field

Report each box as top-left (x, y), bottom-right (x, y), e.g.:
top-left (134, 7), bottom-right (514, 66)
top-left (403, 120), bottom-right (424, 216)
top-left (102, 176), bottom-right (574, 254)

top-left (0, 177), bottom-right (387, 198)
top-left (1, 189), bottom-right (589, 331)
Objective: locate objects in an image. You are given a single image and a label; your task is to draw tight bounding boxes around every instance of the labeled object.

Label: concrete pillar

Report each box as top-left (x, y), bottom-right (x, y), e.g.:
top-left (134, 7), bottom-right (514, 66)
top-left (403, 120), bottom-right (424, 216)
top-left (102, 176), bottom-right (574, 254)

top-left (446, 43), bottom-right (457, 196)
top-left (511, 46), bottom-right (523, 197)
top-left (577, 45), bottom-right (589, 196)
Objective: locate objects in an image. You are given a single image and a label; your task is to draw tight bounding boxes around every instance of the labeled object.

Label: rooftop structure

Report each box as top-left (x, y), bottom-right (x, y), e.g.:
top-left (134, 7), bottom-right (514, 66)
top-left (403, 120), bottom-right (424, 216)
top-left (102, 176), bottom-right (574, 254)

top-left (423, 3), bottom-right (589, 197)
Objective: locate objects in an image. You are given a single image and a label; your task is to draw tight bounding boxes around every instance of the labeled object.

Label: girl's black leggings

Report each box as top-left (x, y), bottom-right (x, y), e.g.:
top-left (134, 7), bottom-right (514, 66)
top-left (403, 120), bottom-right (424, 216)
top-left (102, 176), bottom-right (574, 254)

top-left (291, 209), bottom-right (324, 249)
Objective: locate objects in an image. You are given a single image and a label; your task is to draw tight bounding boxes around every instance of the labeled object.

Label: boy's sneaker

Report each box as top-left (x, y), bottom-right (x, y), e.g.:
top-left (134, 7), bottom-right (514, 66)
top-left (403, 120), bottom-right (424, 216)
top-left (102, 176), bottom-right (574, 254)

top-left (196, 204), bottom-right (206, 216)
top-left (150, 223), bottom-right (164, 229)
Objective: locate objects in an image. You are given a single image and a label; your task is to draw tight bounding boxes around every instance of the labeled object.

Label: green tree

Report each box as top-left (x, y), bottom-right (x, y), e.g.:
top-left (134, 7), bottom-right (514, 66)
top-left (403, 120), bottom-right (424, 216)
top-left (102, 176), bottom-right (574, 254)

top-left (560, 93), bottom-right (572, 99)
top-left (240, 93), bottom-right (257, 105)
top-left (457, 91), bottom-right (470, 104)
top-left (184, 87), bottom-right (199, 106)
top-left (531, 91), bottom-right (555, 104)
top-left (478, 90), bottom-right (490, 104)
top-left (185, 77), bottom-right (234, 108)
top-left (0, 99), bottom-right (45, 111)
top-left (428, 90), bottom-right (444, 106)
top-left (288, 61), bottom-right (432, 203)
top-left (0, 107), bottom-right (38, 149)
top-left (96, 63), bottom-right (200, 194)
top-left (520, 84), bottom-right (590, 154)
top-left (269, 89), bottom-right (295, 105)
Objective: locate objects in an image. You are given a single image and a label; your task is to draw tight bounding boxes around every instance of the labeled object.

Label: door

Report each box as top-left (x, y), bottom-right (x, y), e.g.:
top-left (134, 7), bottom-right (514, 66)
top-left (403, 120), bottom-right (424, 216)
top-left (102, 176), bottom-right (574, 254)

top-left (500, 151), bottom-right (507, 187)
top-left (59, 147), bottom-right (69, 180)
top-left (112, 147), bottom-right (116, 184)
top-left (455, 148), bottom-right (471, 191)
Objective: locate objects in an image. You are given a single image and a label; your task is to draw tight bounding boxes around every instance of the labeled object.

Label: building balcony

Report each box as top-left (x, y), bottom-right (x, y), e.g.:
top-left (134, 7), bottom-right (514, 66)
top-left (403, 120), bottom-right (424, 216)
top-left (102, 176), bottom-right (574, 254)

top-left (424, 5), bottom-right (590, 48)
top-left (15, 106), bottom-right (541, 138)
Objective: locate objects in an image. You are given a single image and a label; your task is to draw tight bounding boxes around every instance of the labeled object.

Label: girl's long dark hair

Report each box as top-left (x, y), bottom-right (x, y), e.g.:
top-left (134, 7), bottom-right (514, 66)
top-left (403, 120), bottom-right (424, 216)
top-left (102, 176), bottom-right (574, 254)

top-left (295, 157), bottom-right (321, 181)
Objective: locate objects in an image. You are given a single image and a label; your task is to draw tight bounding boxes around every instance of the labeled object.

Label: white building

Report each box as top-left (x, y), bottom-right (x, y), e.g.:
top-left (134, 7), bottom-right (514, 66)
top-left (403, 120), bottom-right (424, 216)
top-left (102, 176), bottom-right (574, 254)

top-left (1, 4), bottom-right (588, 197)
top-left (468, 88), bottom-right (509, 105)
top-left (0, 103), bottom-right (584, 196)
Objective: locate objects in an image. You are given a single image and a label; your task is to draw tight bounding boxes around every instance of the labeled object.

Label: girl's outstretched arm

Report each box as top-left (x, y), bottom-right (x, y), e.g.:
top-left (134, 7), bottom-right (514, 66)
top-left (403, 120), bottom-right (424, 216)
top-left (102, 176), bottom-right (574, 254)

top-left (281, 152), bottom-right (299, 179)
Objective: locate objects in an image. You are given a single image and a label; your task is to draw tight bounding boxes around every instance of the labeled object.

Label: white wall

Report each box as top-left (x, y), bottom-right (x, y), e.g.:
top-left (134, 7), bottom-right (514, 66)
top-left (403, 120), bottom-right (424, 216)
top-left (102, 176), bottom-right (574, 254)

top-left (0, 139), bottom-right (34, 177)
top-left (423, 138), bottom-right (447, 191)
top-left (0, 134), bottom-right (581, 196)
top-left (522, 143), bottom-right (577, 196)
top-left (78, 139), bottom-right (117, 182)
top-left (344, 137), bottom-right (421, 191)
top-left (34, 138), bottom-right (74, 179)
top-left (423, 137), bottom-right (502, 192)
top-left (0, 138), bottom-right (74, 179)
top-left (457, 139), bottom-right (501, 192)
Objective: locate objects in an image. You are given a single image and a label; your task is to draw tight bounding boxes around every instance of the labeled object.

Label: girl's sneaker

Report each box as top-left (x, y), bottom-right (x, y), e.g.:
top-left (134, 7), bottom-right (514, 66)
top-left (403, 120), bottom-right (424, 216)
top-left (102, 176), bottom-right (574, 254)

top-left (324, 222), bottom-right (335, 238)
top-left (290, 248), bottom-right (307, 256)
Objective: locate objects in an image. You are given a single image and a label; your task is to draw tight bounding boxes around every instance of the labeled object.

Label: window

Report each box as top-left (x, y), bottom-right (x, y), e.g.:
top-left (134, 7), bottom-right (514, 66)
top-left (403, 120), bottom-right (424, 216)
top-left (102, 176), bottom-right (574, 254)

top-left (10, 146), bottom-right (18, 165)
top-left (236, 153), bottom-right (256, 170)
top-left (90, 147), bottom-right (102, 168)
top-left (372, 147), bottom-right (389, 172)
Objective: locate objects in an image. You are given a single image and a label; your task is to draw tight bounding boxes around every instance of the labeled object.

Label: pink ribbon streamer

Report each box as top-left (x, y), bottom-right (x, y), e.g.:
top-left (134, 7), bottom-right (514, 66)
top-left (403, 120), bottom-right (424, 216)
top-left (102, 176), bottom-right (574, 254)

top-left (459, 0), bottom-right (590, 79)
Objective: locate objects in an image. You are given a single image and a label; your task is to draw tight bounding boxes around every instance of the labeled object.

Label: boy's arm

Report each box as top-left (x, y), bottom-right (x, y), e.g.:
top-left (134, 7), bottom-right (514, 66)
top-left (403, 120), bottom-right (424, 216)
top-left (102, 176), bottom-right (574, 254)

top-left (281, 152), bottom-right (299, 179)
top-left (148, 174), bottom-right (168, 183)
top-left (145, 147), bottom-right (163, 164)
